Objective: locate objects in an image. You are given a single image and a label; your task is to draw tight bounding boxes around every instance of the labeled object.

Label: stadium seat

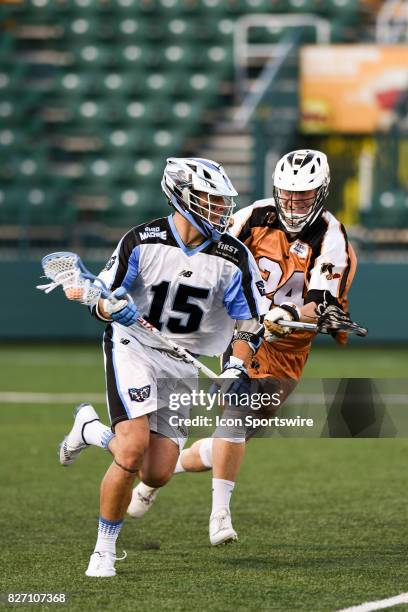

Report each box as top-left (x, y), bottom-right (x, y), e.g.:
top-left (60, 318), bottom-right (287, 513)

top-left (0, 186), bottom-right (75, 226)
top-left (0, 0), bottom-right (365, 240)
top-left (364, 191), bottom-right (408, 228)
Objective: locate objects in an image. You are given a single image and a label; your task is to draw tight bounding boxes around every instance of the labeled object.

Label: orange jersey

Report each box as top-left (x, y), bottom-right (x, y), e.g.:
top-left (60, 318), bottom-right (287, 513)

top-left (231, 200), bottom-right (357, 378)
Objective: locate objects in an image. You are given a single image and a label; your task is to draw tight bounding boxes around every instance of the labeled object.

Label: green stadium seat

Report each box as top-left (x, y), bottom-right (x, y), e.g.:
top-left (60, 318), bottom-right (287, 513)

top-left (119, 17), bottom-right (166, 41)
top-left (285, 0), bottom-right (320, 10)
top-left (126, 98), bottom-right (200, 127)
top-left (70, 44), bottom-right (115, 69)
top-left (0, 186), bottom-right (75, 226)
top-left (83, 157), bottom-right (127, 183)
top-left (320, 0), bottom-right (359, 15)
top-left (69, 98), bottom-right (130, 124)
top-left (102, 186), bottom-right (163, 226)
top-left (99, 128), bottom-right (150, 154)
top-left (166, 18), bottom-right (219, 42)
top-left (56, 72), bottom-right (97, 96)
top-left (132, 157), bottom-right (162, 183)
top-left (1, 0), bottom-right (367, 252)
top-left (117, 44), bottom-right (160, 70)
top-left (153, 129), bottom-right (184, 155)
top-left (0, 188), bottom-right (23, 224)
top-left (171, 99), bottom-right (204, 127)
top-left (364, 191), bottom-right (408, 229)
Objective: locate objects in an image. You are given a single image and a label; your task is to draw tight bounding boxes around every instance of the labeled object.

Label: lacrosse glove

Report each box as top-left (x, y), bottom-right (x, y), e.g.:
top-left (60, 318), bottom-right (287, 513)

top-left (102, 287), bottom-right (138, 326)
top-left (316, 303), bottom-right (355, 334)
top-left (264, 302), bottom-right (301, 343)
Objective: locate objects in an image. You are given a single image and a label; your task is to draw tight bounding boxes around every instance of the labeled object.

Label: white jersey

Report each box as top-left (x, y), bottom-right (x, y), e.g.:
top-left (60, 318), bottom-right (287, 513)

top-left (96, 214), bottom-right (266, 356)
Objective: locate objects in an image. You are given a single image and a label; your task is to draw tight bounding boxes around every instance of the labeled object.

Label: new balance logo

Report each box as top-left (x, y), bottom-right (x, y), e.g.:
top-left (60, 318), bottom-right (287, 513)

top-left (139, 227), bottom-right (167, 241)
top-left (179, 270), bottom-right (193, 277)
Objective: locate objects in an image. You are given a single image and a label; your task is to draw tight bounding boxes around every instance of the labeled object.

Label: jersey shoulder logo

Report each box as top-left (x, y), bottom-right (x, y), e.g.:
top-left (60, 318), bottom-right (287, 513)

top-left (104, 255), bottom-right (117, 271)
top-left (214, 238), bottom-right (241, 265)
top-left (320, 262), bottom-right (341, 280)
top-left (290, 240), bottom-right (308, 258)
top-left (128, 385), bottom-right (151, 402)
top-left (139, 226), bottom-right (167, 241)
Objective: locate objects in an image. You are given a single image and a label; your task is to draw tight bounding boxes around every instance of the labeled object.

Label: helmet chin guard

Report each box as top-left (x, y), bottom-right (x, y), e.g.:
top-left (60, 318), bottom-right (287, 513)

top-left (161, 157), bottom-right (237, 241)
top-left (272, 149), bottom-right (330, 234)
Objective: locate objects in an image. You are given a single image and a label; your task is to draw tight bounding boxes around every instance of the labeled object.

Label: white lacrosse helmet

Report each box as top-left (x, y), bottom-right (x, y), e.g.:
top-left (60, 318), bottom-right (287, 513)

top-left (273, 149), bottom-right (330, 233)
top-left (161, 157), bottom-right (238, 241)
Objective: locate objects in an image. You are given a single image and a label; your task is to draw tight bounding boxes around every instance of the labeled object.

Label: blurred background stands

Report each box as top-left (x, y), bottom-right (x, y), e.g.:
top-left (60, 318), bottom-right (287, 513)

top-left (0, 0), bottom-right (406, 261)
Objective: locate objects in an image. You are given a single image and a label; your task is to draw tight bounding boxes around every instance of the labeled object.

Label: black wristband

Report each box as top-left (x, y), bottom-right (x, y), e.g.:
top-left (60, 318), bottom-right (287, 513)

top-left (233, 330), bottom-right (264, 353)
top-left (279, 303), bottom-right (300, 321)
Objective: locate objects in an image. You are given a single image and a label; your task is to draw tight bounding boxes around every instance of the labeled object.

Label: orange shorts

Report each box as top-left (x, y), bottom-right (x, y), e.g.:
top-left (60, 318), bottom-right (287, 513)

top-left (248, 338), bottom-right (311, 381)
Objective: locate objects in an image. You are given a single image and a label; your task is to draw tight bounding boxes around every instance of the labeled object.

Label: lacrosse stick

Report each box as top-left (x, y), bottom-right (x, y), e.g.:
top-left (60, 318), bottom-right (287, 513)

top-left (37, 251), bottom-right (220, 381)
top-left (276, 318), bottom-right (368, 337)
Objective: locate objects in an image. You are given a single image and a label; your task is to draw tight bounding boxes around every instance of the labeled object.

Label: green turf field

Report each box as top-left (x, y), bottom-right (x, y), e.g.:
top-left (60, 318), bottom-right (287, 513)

top-left (1, 344), bottom-right (408, 611)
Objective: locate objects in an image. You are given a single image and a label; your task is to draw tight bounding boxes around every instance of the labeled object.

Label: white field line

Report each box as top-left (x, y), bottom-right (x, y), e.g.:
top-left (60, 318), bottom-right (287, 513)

top-left (337, 592), bottom-right (408, 612)
top-left (0, 392), bottom-right (105, 404)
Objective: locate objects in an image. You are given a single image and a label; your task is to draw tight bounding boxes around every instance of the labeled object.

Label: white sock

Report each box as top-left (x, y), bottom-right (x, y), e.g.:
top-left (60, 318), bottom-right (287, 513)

top-left (94, 516), bottom-right (123, 555)
top-left (211, 478), bottom-right (235, 515)
top-left (174, 450), bottom-right (186, 474)
top-left (137, 482), bottom-right (157, 496)
top-left (83, 420), bottom-right (113, 450)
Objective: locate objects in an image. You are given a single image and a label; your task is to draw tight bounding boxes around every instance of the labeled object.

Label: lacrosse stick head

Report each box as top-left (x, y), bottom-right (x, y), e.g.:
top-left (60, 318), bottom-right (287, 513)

top-left (38, 251), bottom-right (107, 306)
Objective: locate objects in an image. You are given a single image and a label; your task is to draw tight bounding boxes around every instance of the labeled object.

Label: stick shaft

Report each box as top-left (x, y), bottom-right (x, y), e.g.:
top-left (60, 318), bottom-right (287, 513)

top-left (276, 319), bottom-right (317, 331)
top-left (134, 316), bottom-right (219, 380)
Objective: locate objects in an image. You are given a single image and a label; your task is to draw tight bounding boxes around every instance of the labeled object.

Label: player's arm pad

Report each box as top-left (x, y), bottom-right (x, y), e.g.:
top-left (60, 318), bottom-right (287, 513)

top-left (233, 318), bottom-right (264, 353)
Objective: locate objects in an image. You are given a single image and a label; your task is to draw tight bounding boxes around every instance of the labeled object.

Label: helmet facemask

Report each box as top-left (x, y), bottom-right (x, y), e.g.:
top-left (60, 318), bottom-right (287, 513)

top-left (188, 190), bottom-right (235, 235)
top-left (273, 183), bottom-right (328, 234)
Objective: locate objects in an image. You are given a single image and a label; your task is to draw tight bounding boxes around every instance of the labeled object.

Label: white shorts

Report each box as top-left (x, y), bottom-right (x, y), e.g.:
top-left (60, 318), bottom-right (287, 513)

top-left (103, 324), bottom-right (197, 449)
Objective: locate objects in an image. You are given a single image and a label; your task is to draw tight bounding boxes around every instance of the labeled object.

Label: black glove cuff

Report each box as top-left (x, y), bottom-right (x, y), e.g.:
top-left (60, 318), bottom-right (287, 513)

top-left (279, 303), bottom-right (300, 322)
top-left (305, 289), bottom-right (340, 309)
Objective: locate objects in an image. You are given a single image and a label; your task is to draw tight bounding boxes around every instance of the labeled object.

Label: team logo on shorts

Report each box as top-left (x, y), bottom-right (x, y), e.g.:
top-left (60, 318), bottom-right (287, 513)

top-left (128, 385), bottom-right (151, 402)
top-left (104, 255), bottom-right (117, 271)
